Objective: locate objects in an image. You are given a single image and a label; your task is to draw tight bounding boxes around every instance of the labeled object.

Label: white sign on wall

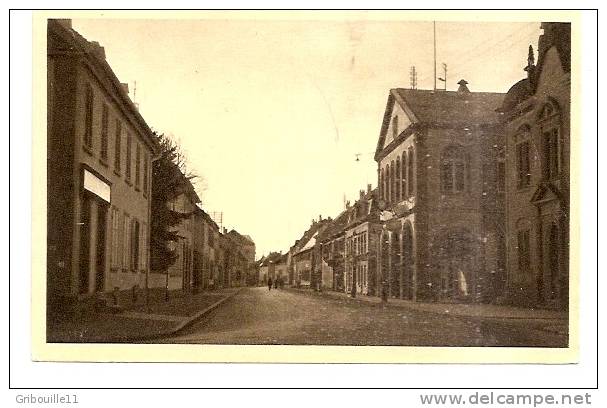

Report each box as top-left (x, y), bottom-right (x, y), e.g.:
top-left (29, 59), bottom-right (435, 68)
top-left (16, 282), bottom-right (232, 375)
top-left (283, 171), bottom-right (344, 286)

top-left (83, 169), bottom-right (111, 203)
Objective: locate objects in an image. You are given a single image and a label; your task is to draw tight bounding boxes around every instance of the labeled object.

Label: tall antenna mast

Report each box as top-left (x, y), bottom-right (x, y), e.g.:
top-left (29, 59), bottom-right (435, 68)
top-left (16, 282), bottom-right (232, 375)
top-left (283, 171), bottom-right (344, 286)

top-left (409, 66), bottom-right (417, 89)
top-left (433, 21), bottom-right (437, 91)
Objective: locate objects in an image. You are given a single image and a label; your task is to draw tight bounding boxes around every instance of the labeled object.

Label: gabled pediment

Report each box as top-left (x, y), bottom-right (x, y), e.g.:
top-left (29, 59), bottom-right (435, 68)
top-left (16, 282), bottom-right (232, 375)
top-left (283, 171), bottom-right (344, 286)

top-left (530, 182), bottom-right (564, 205)
top-left (374, 90), bottom-right (418, 161)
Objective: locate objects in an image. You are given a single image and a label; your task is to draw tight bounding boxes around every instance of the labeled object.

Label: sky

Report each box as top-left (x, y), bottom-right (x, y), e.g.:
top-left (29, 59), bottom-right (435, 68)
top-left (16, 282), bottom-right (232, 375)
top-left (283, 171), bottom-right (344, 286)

top-left (72, 15), bottom-right (542, 258)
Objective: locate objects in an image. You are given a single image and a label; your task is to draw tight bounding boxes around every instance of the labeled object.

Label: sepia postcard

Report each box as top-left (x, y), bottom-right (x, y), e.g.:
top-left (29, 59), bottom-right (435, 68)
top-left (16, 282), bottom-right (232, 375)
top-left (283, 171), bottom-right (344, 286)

top-left (32, 10), bottom-right (581, 363)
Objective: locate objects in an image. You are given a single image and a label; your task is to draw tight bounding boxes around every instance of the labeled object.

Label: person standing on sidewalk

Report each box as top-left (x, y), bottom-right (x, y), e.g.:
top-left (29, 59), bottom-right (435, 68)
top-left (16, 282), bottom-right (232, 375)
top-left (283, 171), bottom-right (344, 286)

top-left (268, 277), bottom-right (273, 291)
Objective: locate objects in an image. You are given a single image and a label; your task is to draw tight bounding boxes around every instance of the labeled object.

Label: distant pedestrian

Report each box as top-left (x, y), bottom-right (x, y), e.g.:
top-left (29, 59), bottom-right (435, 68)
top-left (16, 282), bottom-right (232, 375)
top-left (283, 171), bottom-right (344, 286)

top-left (274, 278), bottom-right (278, 289)
top-left (268, 277), bottom-right (273, 291)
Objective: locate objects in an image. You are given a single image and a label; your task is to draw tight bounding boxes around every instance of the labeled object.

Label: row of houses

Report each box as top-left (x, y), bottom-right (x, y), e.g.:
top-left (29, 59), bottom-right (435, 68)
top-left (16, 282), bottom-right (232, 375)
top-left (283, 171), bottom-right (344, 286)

top-left (271, 22), bottom-right (570, 310)
top-left (47, 19), bottom-right (256, 317)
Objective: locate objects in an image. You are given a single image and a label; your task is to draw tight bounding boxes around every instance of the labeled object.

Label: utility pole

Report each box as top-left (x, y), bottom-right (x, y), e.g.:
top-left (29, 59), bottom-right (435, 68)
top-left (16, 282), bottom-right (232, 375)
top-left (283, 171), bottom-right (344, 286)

top-left (433, 21), bottom-right (437, 91)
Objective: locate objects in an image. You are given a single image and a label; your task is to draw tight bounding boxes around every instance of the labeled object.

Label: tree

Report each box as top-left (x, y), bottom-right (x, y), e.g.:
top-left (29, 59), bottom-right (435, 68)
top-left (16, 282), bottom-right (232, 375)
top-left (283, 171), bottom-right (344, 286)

top-left (150, 132), bottom-right (197, 273)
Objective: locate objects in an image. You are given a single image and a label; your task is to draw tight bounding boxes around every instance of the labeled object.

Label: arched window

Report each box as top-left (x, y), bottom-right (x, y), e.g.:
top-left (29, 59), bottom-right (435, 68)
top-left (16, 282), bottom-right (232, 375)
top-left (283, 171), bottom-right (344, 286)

top-left (390, 161), bottom-right (395, 204)
top-left (515, 125), bottom-right (532, 188)
top-left (402, 151), bottom-right (408, 199)
top-left (395, 157), bottom-right (401, 202)
top-left (379, 168), bottom-right (384, 201)
top-left (440, 145), bottom-right (467, 193)
top-left (539, 101), bottom-right (562, 180)
top-left (384, 165), bottom-right (389, 203)
top-left (408, 148), bottom-right (415, 196)
top-left (385, 164), bottom-right (390, 204)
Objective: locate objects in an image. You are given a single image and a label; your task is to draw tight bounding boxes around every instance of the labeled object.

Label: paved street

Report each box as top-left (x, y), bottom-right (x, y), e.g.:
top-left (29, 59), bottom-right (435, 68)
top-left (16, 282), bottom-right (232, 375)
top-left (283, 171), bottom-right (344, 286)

top-left (158, 287), bottom-right (567, 347)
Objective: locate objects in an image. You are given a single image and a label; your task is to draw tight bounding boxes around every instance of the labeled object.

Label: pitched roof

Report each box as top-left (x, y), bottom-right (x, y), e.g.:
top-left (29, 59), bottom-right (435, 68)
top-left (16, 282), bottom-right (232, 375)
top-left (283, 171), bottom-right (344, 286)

top-left (292, 219), bottom-right (331, 255)
top-left (375, 88), bottom-right (504, 161)
top-left (317, 209), bottom-right (350, 242)
top-left (394, 89), bottom-right (505, 127)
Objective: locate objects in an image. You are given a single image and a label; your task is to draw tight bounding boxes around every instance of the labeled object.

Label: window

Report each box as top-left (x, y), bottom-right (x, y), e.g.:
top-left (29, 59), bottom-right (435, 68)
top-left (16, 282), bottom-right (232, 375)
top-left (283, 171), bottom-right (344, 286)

top-left (122, 213), bottom-right (130, 272)
top-left (441, 145), bottom-right (467, 193)
top-left (131, 219), bottom-right (140, 272)
top-left (497, 161), bottom-right (506, 192)
top-left (402, 151), bottom-right (408, 199)
top-left (408, 148), bottom-right (415, 196)
top-left (516, 141), bottom-right (531, 188)
top-left (135, 143), bottom-right (141, 189)
top-left (143, 154), bottom-right (149, 197)
top-left (114, 120), bottom-right (122, 172)
top-left (538, 101), bottom-right (562, 180)
top-left (396, 157), bottom-right (401, 201)
top-left (100, 104), bottom-right (109, 160)
top-left (517, 230), bottom-right (531, 275)
top-left (379, 169), bottom-right (386, 200)
top-left (140, 222), bottom-right (147, 271)
top-left (125, 133), bottom-right (132, 182)
top-left (110, 207), bottom-right (120, 270)
top-left (543, 128), bottom-right (560, 179)
top-left (84, 84), bottom-right (94, 150)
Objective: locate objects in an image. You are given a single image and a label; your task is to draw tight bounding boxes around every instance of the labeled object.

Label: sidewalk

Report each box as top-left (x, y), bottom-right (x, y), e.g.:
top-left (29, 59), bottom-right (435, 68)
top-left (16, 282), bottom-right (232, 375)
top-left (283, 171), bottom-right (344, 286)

top-left (47, 288), bottom-right (241, 343)
top-left (288, 287), bottom-right (568, 321)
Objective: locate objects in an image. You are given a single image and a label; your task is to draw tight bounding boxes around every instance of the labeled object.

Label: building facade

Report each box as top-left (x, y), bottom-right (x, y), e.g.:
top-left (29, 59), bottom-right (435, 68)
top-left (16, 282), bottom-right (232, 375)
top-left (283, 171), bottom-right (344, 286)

top-left (165, 179), bottom-right (200, 291)
top-left (343, 187), bottom-right (382, 296)
top-left (47, 19), bottom-right (160, 316)
top-left (374, 83), bottom-right (506, 303)
top-left (499, 23), bottom-right (571, 309)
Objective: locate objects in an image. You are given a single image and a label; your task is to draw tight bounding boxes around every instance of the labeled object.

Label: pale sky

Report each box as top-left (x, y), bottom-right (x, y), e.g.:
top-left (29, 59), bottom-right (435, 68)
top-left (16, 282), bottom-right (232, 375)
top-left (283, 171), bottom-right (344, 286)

top-left (72, 16), bottom-right (541, 258)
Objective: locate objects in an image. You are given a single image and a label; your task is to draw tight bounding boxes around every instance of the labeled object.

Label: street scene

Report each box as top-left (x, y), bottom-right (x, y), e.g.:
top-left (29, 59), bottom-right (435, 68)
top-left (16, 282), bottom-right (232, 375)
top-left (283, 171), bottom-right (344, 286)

top-left (46, 16), bottom-right (570, 349)
top-left (159, 287), bottom-right (567, 347)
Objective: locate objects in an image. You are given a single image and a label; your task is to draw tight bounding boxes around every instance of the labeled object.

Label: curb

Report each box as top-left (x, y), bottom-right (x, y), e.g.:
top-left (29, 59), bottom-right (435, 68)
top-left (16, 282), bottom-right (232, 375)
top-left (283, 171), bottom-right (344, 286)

top-left (93, 288), bottom-right (244, 343)
top-left (172, 287), bottom-right (243, 334)
top-left (286, 287), bottom-right (568, 322)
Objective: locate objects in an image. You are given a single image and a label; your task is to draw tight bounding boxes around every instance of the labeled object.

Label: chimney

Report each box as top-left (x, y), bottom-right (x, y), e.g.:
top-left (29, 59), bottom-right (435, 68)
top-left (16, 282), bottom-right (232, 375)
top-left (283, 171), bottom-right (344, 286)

top-left (346, 200), bottom-right (351, 209)
top-left (359, 190), bottom-right (365, 200)
top-left (121, 83), bottom-right (129, 95)
top-left (457, 79), bottom-right (470, 94)
top-left (56, 19), bottom-right (72, 29)
top-left (367, 184), bottom-right (372, 194)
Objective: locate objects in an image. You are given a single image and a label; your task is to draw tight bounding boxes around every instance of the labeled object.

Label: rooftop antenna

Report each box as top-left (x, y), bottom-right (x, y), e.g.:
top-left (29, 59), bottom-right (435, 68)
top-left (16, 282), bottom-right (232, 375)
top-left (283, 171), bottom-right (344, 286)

top-left (438, 63), bottom-right (447, 90)
top-left (433, 21), bottom-right (437, 91)
top-left (133, 80), bottom-right (139, 109)
top-left (409, 66), bottom-right (417, 90)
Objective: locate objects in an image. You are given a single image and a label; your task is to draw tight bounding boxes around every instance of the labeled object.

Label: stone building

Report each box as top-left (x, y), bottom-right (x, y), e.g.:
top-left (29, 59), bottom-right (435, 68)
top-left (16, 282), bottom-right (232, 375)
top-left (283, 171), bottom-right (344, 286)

top-left (343, 186), bottom-right (382, 296)
top-left (292, 217), bottom-right (331, 288)
top-left (165, 176), bottom-right (200, 291)
top-left (225, 229), bottom-right (256, 285)
top-left (499, 23), bottom-right (570, 309)
top-left (192, 206), bottom-right (221, 291)
top-left (317, 209), bottom-right (349, 292)
top-left (374, 83), bottom-right (506, 303)
top-left (47, 19), bottom-right (160, 317)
